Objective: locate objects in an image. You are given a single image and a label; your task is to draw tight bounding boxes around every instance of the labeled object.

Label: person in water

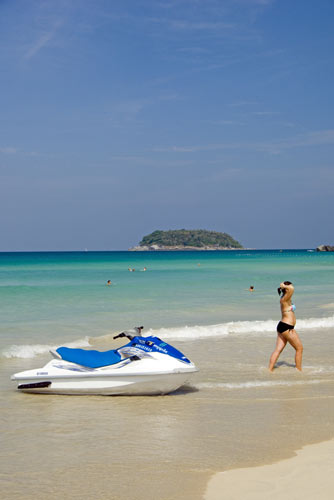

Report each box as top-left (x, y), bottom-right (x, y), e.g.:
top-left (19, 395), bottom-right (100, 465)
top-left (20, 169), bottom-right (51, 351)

top-left (268, 281), bottom-right (303, 371)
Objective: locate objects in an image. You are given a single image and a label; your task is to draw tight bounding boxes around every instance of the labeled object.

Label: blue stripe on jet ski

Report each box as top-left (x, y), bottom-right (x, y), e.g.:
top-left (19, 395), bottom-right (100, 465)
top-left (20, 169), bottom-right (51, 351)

top-left (56, 347), bottom-right (121, 368)
top-left (125, 336), bottom-right (191, 364)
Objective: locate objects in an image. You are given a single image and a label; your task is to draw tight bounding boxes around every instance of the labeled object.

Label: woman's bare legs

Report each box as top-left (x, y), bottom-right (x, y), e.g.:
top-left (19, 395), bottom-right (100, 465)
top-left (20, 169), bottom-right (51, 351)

top-left (284, 329), bottom-right (303, 371)
top-left (268, 333), bottom-right (287, 371)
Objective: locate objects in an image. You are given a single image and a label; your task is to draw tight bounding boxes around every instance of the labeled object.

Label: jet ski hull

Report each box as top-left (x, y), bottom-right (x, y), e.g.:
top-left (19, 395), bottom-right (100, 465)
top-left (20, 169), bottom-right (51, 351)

top-left (12, 356), bottom-right (197, 396)
top-left (14, 372), bottom-right (193, 395)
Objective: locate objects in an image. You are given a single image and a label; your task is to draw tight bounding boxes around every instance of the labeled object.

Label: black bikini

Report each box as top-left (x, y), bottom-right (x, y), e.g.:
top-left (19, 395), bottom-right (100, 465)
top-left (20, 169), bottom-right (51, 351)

top-left (277, 321), bottom-right (295, 334)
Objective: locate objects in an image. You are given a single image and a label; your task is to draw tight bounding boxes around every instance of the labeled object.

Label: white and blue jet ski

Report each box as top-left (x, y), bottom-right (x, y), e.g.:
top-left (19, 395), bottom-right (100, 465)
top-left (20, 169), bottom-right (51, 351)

top-left (11, 327), bottom-right (198, 395)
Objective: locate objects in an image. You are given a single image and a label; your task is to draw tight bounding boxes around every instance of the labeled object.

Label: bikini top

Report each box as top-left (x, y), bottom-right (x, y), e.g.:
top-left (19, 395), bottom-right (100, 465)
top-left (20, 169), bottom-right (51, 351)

top-left (283, 304), bottom-right (296, 313)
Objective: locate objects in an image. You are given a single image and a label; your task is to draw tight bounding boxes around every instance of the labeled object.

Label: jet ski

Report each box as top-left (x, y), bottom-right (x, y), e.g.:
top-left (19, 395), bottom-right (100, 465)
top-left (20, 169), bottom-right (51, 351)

top-left (11, 327), bottom-right (198, 396)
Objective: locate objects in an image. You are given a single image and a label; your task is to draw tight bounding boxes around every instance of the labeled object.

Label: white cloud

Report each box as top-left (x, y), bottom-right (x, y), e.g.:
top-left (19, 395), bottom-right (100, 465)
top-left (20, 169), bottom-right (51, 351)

top-left (232, 0), bottom-right (274, 4)
top-left (229, 101), bottom-right (259, 107)
top-left (251, 111), bottom-right (281, 116)
top-left (24, 31), bottom-right (54, 60)
top-left (169, 20), bottom-right (235, 31)
top-left (152, 129), bottom-right (334, 155)
top-left (0, 147), bottom-right (17, 154)
top-left (24, 15), bottom-right (63, 60)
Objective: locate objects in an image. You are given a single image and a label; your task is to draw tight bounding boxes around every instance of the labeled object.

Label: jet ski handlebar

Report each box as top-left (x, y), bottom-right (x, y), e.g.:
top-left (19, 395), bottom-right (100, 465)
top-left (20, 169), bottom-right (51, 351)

top-left (113, 332), bottom-right (133, 340)
top-left (113, 326), bottom-right (144, 341)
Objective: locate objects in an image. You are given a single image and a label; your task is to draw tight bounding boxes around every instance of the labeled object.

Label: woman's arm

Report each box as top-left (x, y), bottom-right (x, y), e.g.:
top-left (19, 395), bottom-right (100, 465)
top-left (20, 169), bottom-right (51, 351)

top-left (280, 282), bottom-right (294, 302)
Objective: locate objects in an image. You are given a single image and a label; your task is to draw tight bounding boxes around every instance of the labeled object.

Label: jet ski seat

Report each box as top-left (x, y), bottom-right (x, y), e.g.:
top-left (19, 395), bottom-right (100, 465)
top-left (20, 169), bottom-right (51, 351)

top-left (55, 347), bottom-right (122, 369)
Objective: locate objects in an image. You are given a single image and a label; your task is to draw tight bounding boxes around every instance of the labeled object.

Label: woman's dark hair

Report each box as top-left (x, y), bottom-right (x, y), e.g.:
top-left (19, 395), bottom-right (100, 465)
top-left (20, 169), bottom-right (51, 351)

top-left (277, 281), bottom-right (293, 296)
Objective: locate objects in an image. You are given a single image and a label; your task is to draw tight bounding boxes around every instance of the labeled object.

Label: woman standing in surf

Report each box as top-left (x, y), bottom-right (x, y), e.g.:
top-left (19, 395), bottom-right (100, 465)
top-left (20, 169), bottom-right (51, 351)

top-left (269, 281), bottom-right (303, 371)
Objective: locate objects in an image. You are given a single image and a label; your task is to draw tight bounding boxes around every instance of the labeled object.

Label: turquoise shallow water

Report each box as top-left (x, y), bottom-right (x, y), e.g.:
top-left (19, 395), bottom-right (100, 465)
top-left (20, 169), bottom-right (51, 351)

top-left (0, 249), bottom-right (334, 356)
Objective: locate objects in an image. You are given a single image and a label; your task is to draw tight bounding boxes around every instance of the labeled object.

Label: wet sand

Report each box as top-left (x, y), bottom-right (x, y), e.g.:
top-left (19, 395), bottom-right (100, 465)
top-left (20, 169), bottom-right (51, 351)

top-left (1, 328), bottom-right (334, 499)
top-left (205, 439), bottom-right (334, 500)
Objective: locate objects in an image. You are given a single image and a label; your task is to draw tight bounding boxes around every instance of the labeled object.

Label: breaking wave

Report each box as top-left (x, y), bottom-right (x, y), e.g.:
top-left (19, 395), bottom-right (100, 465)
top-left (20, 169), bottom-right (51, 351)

top-left (2, 314), bottom-right (334, 359)
top-left (146, 315), bottom-right (334, 341)
top-left (1, 337), bottom-right (91, 359)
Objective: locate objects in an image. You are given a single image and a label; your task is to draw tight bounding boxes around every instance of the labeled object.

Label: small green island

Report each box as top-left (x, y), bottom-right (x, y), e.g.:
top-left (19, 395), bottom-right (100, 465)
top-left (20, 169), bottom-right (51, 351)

top-left (129, 229), bottom-right (243, 251)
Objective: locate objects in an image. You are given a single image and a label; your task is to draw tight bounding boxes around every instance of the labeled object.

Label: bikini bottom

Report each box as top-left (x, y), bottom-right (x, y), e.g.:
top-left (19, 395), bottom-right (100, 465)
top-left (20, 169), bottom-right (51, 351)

top-left (277, 321), bottom-right (295, 334)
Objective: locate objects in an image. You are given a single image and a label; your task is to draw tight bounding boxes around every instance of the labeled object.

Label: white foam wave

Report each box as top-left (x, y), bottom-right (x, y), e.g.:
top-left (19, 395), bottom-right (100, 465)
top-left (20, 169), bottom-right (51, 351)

top-left (146, 320), bottom-right (276, 340)
top-left (196, 379), bottom-right (329, 390)
top-left (147, 315), bottom-right (334, 340)
top-left (297, 316), bottom-right (334, 330)
top-left (1, 337), bottom-right (91, 359)
top-left (304, 365), bottom-right (334, 374)
top-left (3, 315), bottom-right (334, 359)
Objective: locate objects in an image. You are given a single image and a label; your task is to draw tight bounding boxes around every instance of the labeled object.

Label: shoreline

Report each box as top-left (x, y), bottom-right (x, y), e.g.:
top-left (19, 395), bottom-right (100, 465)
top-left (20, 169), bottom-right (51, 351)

top-left (204, 438), bottom-right (334, 500)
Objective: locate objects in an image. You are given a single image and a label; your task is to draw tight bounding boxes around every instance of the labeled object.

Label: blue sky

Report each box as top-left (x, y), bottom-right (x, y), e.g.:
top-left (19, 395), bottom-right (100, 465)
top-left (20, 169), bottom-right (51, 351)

top-left (1, 0), bottom-right (333, 250)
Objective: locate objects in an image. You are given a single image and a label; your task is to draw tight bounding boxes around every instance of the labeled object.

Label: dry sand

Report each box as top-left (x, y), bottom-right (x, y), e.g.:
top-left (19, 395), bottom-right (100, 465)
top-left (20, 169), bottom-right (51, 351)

top-left (205, 439), bottom-right (334, 500)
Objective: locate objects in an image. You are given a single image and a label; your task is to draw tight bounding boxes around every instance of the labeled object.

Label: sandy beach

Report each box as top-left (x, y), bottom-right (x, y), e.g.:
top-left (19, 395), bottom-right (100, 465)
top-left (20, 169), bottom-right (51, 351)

top-left (2, 331), bottom-right (334, 500)
top-left (205, 439), bottom-right (334, 500)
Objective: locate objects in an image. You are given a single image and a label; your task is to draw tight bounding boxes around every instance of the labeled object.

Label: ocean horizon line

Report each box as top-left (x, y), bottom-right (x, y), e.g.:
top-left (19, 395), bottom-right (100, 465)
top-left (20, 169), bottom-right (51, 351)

top-left (0, 248), bottom-right (317, 254)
